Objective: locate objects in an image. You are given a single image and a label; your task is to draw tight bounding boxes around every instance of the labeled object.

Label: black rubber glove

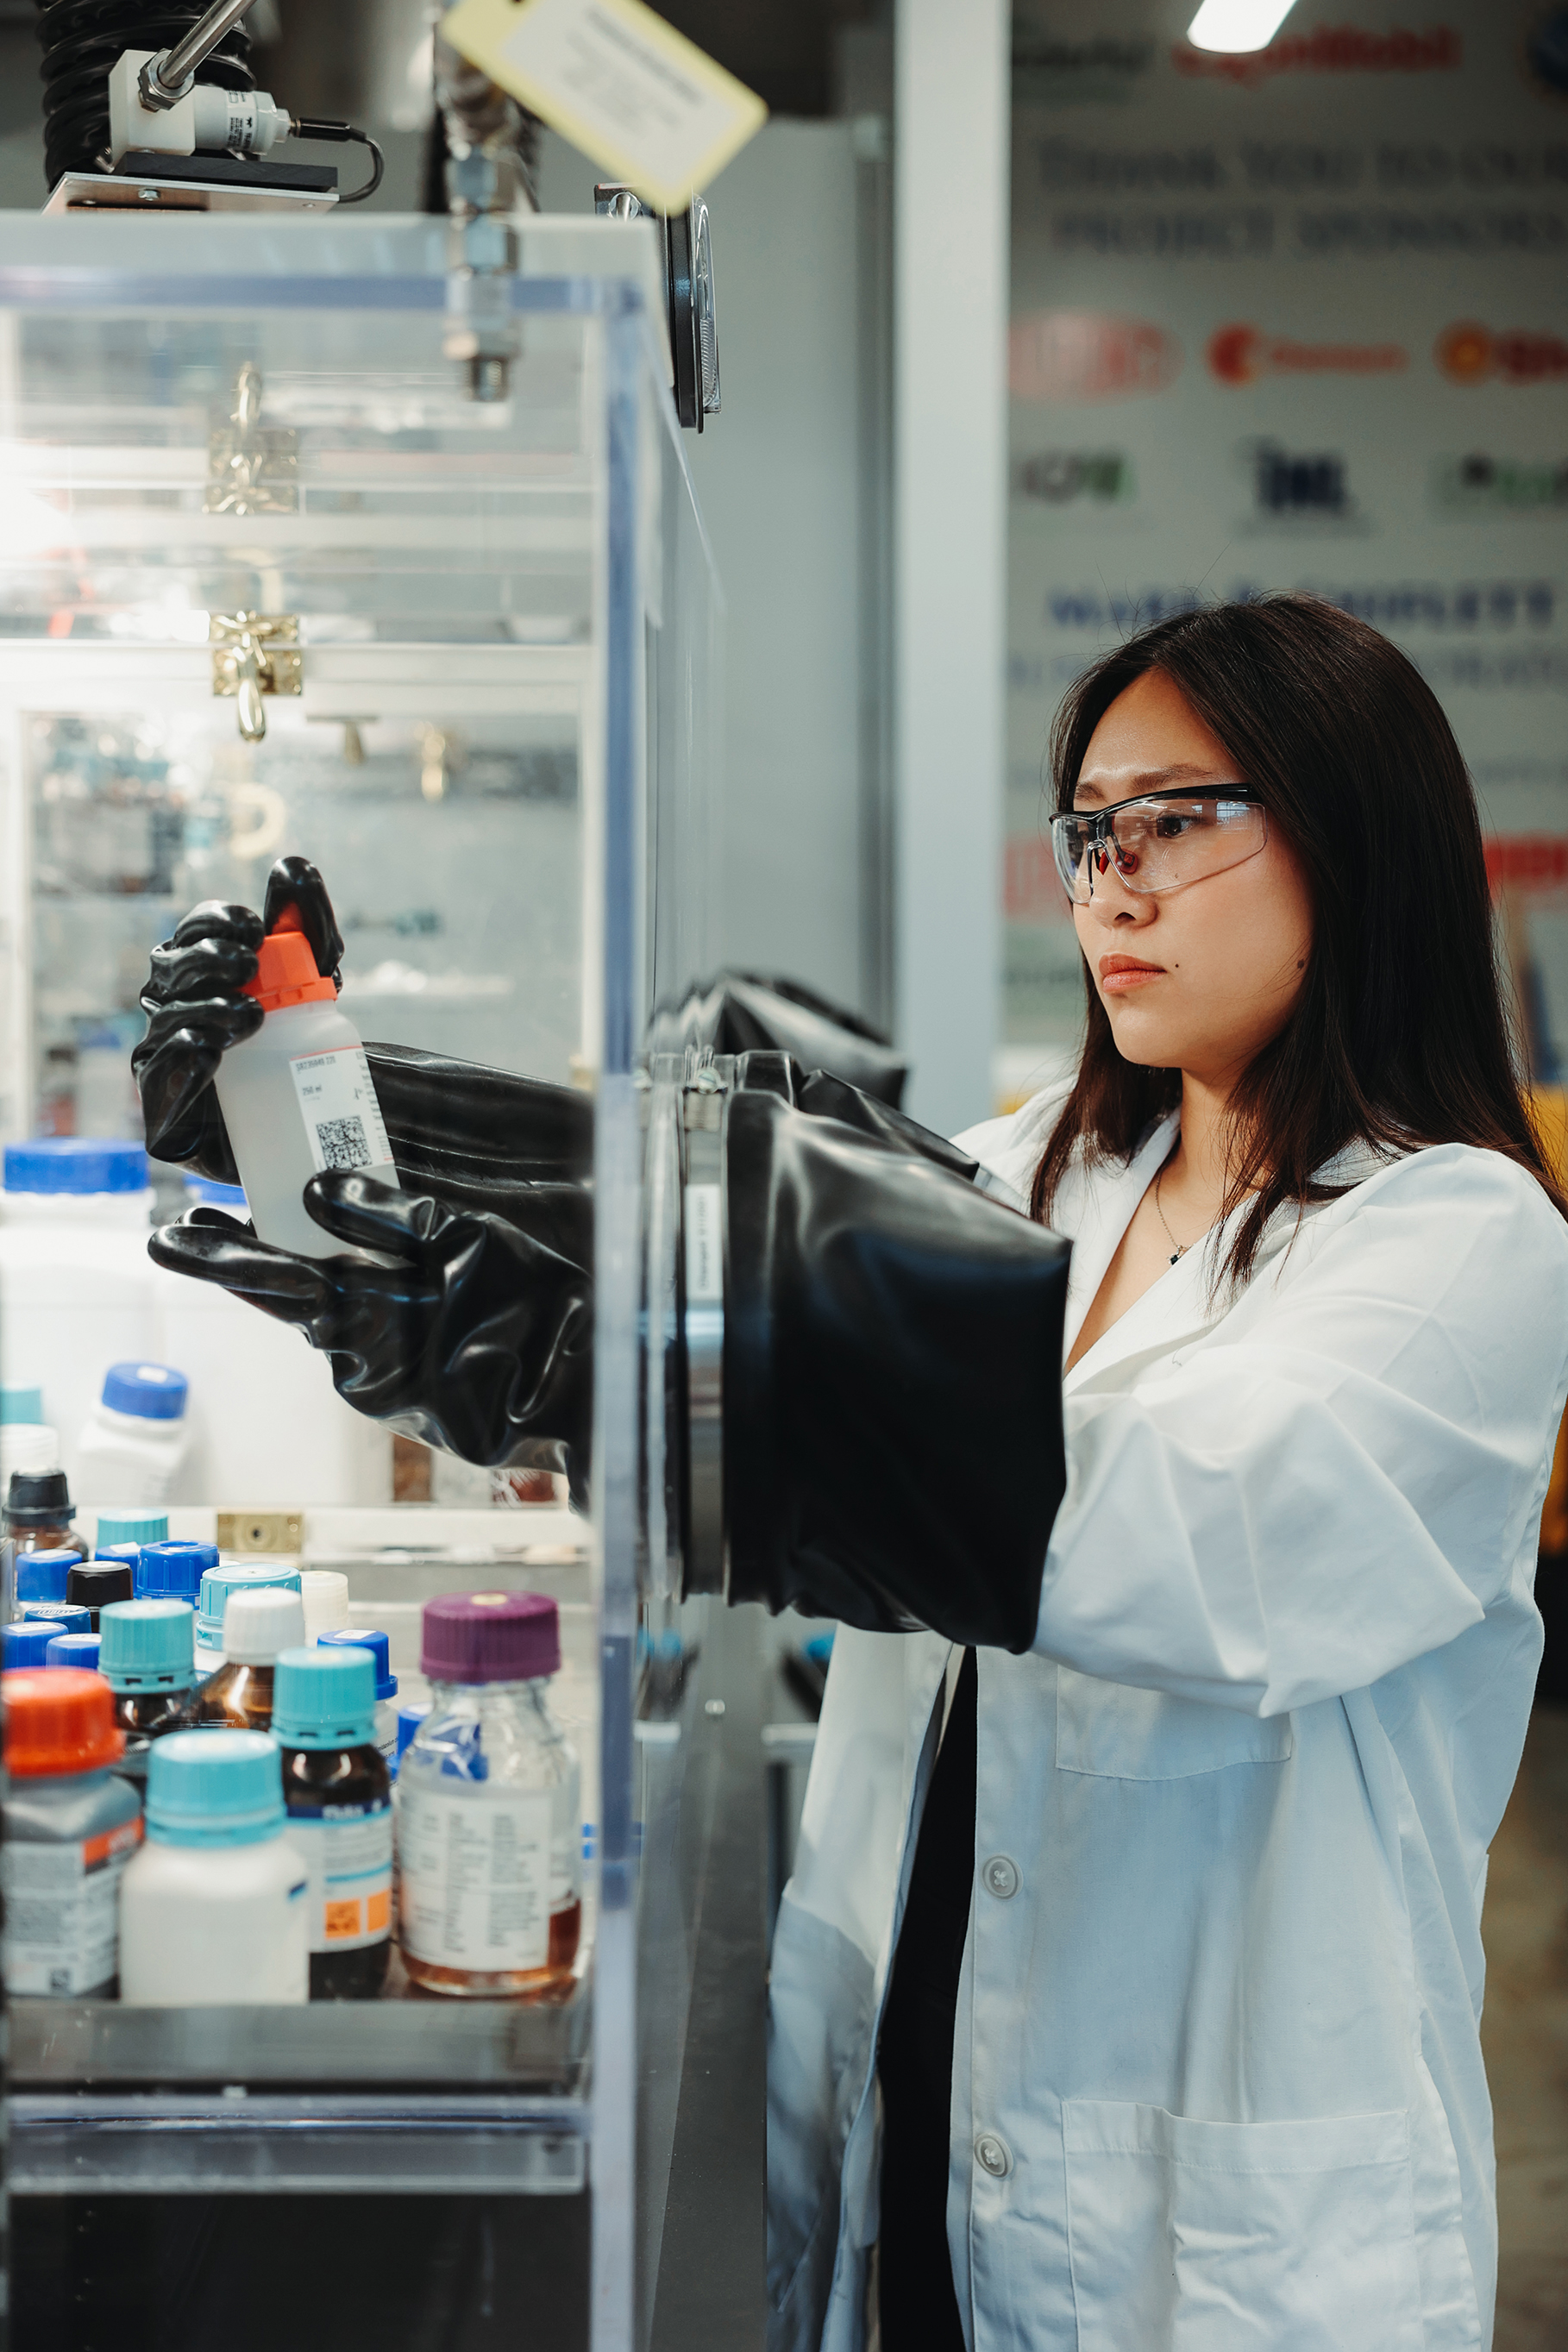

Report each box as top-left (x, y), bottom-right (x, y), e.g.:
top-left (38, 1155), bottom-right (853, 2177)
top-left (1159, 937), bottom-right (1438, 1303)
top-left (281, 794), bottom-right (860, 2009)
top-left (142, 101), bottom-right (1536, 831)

top-left (132, 856), bottom-right (593, 1206)
top-left (660, 975), bottom-right (909, 1105)
top-left (721, 1063), bottom-right (1071, 1653)
top-left (148, 1172), bottom-right (593, 1495)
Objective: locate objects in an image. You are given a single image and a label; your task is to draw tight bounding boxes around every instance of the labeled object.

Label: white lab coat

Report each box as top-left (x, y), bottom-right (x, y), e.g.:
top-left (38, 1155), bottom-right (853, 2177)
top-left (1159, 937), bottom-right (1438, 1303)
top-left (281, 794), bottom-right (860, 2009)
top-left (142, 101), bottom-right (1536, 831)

top-left (766, 1088), bottom-right (1568, 2352)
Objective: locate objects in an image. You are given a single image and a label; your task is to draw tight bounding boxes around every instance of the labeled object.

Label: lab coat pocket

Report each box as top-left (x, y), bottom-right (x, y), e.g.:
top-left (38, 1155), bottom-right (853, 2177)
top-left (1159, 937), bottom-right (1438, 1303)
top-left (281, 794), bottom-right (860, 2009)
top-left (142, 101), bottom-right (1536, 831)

top-left (1063, 2099), bottom-right (1423, 2352)
top-left (1055, 1664), bottom-right (1294, 1779)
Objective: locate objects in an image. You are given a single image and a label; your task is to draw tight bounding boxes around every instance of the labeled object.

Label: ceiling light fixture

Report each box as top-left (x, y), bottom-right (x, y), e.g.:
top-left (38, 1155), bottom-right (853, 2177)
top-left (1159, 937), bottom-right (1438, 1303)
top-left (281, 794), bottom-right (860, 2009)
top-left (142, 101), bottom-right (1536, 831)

top-left (1186, 0), bottom-right (1300, 53)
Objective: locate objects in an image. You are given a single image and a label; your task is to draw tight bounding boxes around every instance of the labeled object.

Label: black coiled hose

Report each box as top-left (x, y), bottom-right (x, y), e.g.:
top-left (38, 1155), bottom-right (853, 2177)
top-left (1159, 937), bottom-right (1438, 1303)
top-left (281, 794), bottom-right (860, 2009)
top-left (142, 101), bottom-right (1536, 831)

top-left (34, 0), bottom-right (256, 190)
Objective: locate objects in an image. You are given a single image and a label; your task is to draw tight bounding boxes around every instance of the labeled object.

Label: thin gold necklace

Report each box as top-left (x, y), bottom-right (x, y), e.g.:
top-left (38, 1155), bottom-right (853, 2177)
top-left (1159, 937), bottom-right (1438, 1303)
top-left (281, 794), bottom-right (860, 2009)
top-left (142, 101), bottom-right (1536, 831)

top-left (1152, 1163), bottom-right (1193, 1267)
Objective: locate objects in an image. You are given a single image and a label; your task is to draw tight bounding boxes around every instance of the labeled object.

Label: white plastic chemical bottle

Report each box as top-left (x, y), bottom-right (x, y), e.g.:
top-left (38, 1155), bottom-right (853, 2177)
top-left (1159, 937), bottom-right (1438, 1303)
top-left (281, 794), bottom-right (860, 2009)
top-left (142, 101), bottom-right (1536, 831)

top-left (75, 1362), bottom-right (190, 1506)
top-left (118, 1729), bottom-right (308, 2006)
top-left (211, 909), bottom-right (398, 1261)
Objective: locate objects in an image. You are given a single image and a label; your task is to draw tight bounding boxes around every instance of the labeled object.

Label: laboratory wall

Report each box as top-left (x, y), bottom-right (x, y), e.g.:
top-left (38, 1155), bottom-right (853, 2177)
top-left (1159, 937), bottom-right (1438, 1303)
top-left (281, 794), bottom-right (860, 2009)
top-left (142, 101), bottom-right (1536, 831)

top-left (1004, 0), bottom-right (1568, 1101)
top-left (540, 121), bottom-right (877, 1021)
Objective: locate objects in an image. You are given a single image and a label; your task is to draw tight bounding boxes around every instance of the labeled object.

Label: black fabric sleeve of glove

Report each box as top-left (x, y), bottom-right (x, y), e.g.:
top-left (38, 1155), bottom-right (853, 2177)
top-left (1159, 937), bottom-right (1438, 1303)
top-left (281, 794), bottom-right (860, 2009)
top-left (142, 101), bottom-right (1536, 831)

top-left (722, 1086), bottom-right (1071, 1653)
top-left (147, 1174), bottom-right (593, 1494)
top-left (732, 1050), bottom-right (980, 1183)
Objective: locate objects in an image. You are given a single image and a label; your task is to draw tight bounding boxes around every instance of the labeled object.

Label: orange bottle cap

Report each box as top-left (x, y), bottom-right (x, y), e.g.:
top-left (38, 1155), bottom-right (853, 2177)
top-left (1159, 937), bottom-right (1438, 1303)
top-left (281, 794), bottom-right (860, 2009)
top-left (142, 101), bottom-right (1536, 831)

top-left (242, 908), bottom-right (336, 1014)
top-left (3, 1667), bottom-right (124, 1775)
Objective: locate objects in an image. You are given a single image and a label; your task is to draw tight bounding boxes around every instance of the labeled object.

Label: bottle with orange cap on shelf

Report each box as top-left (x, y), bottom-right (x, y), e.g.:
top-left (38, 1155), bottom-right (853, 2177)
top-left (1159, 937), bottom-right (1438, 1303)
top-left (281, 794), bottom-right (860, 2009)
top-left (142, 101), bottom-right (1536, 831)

top-left (2, 1667), bottom-right (142, 1998)
top-left (210, 901), bottom-right (398, 1260)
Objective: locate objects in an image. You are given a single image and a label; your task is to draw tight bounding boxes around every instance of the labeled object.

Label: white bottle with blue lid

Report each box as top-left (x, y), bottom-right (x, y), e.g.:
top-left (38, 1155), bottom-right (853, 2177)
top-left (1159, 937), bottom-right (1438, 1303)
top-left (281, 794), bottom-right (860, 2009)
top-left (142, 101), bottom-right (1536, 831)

top-left (76, 1362), bottom-right (190, 1508)
top-left (0, 1138), bottom-right (160, 1491)
top-left (117, 1729), bottom-right (309, 2005)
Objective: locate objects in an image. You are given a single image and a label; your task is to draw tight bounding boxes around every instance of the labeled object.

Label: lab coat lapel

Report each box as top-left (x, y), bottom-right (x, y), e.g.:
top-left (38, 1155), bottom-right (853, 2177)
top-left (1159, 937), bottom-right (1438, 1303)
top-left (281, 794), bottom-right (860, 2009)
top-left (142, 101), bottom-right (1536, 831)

top-left (1057, 1113), bottom-right (1179, 1365)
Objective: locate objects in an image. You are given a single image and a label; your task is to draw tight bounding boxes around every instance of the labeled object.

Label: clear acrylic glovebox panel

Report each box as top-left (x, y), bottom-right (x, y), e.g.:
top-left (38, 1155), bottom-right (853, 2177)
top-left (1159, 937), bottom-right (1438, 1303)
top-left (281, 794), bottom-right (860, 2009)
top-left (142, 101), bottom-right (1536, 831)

top-left (0, 213), bottom-right (721, 2343)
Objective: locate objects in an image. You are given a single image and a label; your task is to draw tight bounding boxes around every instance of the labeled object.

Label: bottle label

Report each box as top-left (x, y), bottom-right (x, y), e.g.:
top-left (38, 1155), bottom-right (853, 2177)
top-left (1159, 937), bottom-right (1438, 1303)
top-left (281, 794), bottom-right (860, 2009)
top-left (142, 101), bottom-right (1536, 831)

top-left (1, 1820), bottom-right (142, 1995)
top-left (288, 1045), bottom-right (395, 1178)
top-left (397, 1787), bottom-right (555, 1973)
top-left (287, 1798), bottom-right (393, 1953)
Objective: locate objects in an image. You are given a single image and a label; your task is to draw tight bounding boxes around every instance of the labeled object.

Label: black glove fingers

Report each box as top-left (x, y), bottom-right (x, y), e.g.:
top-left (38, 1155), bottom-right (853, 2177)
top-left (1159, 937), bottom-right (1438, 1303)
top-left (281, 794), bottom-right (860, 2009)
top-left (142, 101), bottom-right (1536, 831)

top-left (264, 856), bottom-right (344, 988)
top-left (304, 1170), bottom-right (459, 1259)
top-left (142, 933), bottom-right (262, 1013)
top-left (168, 900), bottom-right (266, 952)
top-left (148, 1214), bottom-right (337, 1331)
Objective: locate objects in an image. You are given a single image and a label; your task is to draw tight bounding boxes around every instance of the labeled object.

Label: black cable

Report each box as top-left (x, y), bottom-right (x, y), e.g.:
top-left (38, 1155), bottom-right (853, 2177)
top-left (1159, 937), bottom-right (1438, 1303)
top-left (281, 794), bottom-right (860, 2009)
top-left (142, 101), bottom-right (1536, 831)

top-left (291, 118), bottom-right (384, 205)
top-left (33, 0), bottom-right (254, 189)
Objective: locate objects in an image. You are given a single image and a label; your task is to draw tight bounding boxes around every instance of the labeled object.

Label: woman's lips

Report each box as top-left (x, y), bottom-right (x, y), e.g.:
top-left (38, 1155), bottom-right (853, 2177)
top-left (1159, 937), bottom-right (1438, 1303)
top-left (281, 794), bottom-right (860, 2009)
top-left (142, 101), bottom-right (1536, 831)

top-left (1099, 955), bottom-right (1165, 994)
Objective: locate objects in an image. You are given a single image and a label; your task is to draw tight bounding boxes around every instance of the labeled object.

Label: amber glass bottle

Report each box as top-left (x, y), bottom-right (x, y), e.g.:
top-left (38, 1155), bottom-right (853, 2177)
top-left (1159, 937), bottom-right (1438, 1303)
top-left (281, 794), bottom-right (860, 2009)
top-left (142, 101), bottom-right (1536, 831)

top-left (190, 1587), bottom-right (305, 1732)
top-left (273, 1646), bottom-right (392, 2000)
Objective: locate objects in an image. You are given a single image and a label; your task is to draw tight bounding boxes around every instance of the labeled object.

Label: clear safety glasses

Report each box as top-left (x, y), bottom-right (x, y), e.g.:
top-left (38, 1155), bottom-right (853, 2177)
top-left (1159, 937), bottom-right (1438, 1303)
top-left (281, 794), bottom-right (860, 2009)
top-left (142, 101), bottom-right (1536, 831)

top-left (1050, 787), bottom-right (1268, 903)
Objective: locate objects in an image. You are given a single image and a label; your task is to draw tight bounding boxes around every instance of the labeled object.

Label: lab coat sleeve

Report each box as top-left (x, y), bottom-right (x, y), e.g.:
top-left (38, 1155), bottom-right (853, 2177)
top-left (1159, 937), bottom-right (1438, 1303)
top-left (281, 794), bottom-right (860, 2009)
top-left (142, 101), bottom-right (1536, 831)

top-left (1035, 1146), bottom-right (1568, 1715)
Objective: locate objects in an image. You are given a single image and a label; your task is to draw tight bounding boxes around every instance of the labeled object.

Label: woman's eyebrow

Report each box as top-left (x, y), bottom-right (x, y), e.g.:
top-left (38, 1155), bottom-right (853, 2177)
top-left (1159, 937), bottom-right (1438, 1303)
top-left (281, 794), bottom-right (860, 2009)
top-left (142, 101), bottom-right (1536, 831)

top-left (1070, 761), bottom-right (1232, 805)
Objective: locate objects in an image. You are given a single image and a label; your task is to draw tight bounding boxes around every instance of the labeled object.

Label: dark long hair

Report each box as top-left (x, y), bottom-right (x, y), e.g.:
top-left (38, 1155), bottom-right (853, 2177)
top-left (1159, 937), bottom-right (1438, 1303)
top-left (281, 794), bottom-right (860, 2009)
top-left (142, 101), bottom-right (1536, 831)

top-left (1030, 593), bottom-right (1566, 1278)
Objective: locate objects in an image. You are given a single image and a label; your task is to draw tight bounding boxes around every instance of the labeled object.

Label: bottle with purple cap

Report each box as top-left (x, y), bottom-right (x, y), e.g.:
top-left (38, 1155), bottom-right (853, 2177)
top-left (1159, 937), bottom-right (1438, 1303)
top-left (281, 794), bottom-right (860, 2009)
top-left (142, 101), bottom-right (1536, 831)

top-left (396, 1590), bottom-right (580, 2000)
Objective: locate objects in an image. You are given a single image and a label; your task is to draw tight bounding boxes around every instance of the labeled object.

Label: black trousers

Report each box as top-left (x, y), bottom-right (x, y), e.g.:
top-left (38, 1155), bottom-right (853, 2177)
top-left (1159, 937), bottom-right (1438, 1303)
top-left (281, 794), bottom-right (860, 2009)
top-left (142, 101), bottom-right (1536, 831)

top-left (877, 1649), bottom-right (977, 2352)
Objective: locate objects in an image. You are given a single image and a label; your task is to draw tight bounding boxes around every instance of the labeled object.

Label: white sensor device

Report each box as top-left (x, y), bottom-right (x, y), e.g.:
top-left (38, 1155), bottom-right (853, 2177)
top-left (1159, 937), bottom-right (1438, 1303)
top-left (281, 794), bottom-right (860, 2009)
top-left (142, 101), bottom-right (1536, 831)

top-left (108, 48), bottom-right (291, 166)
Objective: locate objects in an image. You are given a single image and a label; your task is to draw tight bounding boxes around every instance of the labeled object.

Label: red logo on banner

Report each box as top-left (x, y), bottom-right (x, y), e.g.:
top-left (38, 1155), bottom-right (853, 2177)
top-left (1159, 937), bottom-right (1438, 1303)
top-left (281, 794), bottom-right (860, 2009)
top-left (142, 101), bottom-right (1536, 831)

top-left (1010, 312), bottom-right (1182, 403)
top-left (1172, 25), bottom-right (1462, 85)
top-left (1437, 323), bottom-right (1568, 385)
top-left (1485, 836), bottom-right (1568, 894)
top-left (1207, 324), bottom-right (1408, 383)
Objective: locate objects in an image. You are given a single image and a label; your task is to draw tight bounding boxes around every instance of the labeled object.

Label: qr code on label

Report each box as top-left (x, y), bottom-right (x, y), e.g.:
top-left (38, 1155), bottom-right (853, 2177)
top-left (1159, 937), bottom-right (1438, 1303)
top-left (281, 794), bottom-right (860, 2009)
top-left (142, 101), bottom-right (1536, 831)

top-left (315, 1115), bottom-right (372, 1171)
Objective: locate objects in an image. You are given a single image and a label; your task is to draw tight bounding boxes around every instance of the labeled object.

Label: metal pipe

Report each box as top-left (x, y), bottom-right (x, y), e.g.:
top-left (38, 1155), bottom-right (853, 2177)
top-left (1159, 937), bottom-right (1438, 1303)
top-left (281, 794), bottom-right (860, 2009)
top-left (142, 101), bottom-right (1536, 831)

top-left (139, 0), bottom-right (262, 110)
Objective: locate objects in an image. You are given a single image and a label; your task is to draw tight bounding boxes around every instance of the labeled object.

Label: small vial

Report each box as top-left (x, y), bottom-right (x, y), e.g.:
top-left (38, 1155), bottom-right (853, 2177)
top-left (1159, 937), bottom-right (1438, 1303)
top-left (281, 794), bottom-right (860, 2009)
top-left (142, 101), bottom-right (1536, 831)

top-left (2, 1668), bottom-right (142, 1997)
top-left (274, 1646), bottom-right (393, 2001)
top-left (397, 1592), bottom-right (581, 2000)
top-left (211, 908), bottom-right (398, 1259)
top-left (99, 1599), bottom-right (199, 1781)
top-left (316, 1627), bottom-right (399, 1758)
top-left (66, 1559), bottom-right (134, 1631)
top-left (118, 1730), bottom-right (308, 2006)
top-left (191, 1585), bottom-right (306, 1730)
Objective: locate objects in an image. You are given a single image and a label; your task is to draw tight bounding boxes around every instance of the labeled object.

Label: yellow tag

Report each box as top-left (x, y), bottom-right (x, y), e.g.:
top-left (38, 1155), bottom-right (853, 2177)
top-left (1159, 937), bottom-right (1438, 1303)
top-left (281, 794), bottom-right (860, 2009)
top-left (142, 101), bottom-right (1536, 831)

top-left (442, 0), bottom-right (768, 213)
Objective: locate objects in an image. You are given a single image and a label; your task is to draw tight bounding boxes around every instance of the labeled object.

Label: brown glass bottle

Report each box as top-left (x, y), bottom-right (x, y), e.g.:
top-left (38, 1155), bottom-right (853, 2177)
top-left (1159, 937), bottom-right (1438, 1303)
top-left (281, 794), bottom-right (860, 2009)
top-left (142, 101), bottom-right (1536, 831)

top-left (115, 1688), bottom-right (198, 1780)
top-left (5, 1469), bottom-right (86, 1559)
top-left (280, 1741), bottom-right (393, 1999)
top-left (190, 1659), bottom-right (277, 1732)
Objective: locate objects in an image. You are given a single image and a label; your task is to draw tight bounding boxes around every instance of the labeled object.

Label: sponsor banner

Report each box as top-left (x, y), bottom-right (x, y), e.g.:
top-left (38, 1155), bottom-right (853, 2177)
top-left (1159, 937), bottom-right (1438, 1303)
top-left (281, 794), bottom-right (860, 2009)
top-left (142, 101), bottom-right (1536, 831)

top-left (1007, 0), bottom-right (1568, 1059)
top-left (1170, 25), bottom-right (1464, 87)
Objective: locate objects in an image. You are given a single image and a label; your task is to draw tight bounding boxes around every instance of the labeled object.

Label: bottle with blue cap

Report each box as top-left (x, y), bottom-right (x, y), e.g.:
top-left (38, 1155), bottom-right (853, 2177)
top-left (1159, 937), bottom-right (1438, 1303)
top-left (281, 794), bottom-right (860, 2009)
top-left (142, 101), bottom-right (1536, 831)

top-left (3, 1620), bottom-right (60, 1670)
top-left (137, 1537), bottom-right (216, 1609)
top-left (16, 1601), bottom-right (91, 1637)
top-left (15, 1546), bottom-right (83, 1604)
top-left (118, 1730), bottom-right (308, 2005)
top-left (274, 1646), bottom-right (392, 2000)
top-left (45, 1630), bottom-right (101, 1672)
top-left (99, 1600), bottom-right (199, 1779)
top-left (96, 1508), bottom-right (169, 1554)
top-left (76, 1361), bottom-right (190, 1510)
top-left (317, 1626), bottom-right (399, 1758)
top-left (0, 1139), bottom-right (159, 1507)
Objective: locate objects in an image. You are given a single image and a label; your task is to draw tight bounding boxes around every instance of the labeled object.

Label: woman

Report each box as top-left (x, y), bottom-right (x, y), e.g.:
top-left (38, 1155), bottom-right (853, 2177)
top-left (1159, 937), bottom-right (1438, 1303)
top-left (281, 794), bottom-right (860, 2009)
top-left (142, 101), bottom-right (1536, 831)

top-left (768, 595), bottom-right (1568, 2352)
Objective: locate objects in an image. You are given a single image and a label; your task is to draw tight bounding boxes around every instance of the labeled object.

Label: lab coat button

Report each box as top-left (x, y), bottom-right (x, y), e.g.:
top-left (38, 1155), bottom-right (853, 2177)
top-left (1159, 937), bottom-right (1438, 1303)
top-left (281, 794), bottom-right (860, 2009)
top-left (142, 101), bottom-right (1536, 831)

top-left (975, 2133), bottom-right (1012, 2179)
top-left (982, 1854), bottom-right (1019, 1899)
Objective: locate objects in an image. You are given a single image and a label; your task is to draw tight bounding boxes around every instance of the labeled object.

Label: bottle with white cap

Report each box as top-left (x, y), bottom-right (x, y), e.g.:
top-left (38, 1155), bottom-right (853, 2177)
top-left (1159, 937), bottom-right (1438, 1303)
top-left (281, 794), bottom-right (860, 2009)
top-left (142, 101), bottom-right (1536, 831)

top-left (191, 1585), bottom-right (307, 1733)
top-left (191, 1558), bottom-right (299, 1671)
top-left (118, 1730), bottom-right (309, 2005)
top-left (298, 1570), bottom-right (349, 1641)
top-left (75, 1362), bottom-right (190, 1508)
